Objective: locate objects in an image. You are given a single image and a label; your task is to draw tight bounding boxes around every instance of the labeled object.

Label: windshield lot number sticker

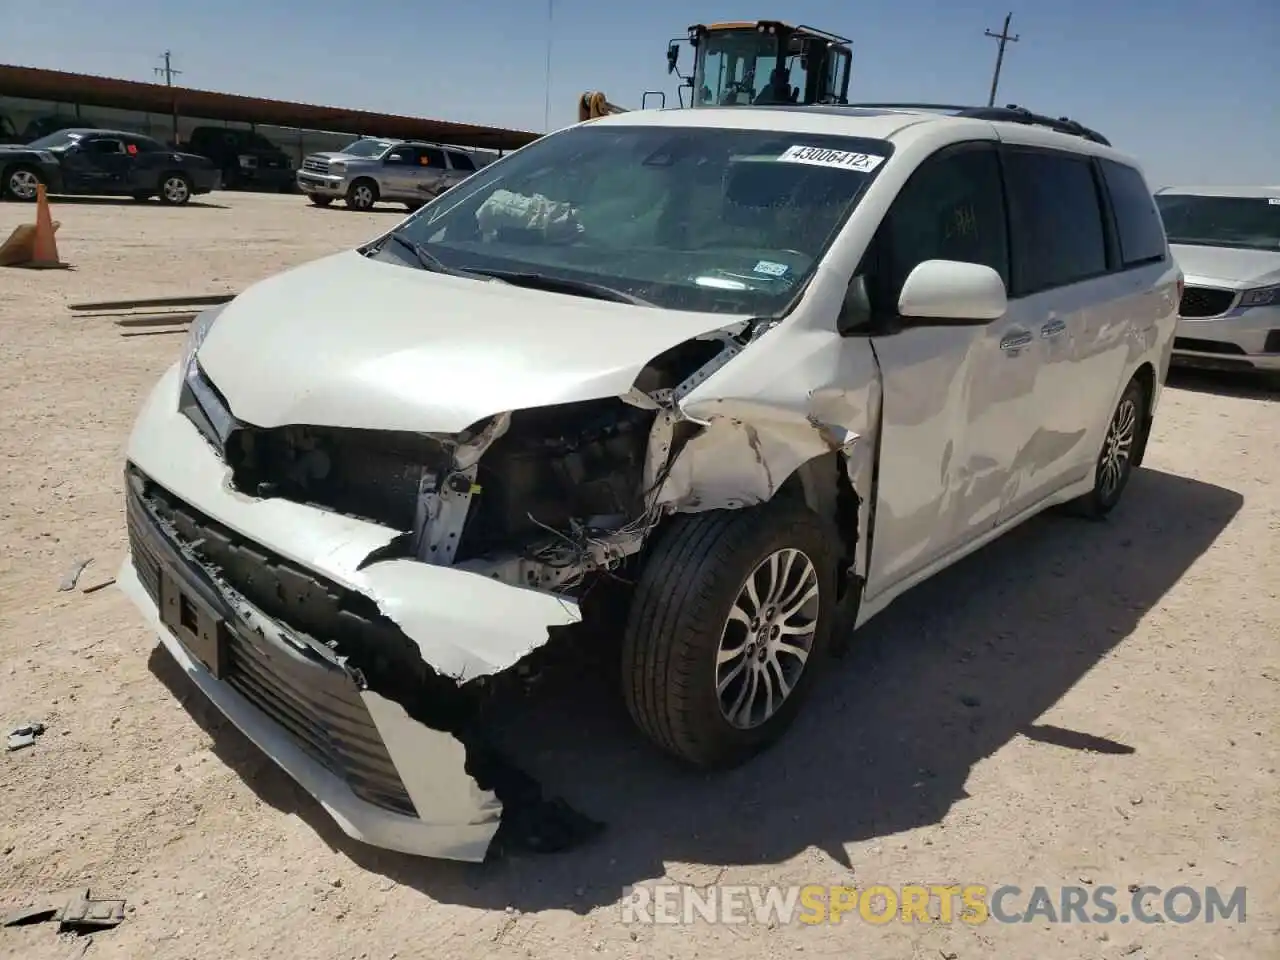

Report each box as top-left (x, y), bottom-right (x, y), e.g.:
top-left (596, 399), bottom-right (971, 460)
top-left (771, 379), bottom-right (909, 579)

top-left (777, 145), bottom-right (885, 172)
top-left (1269, 198), bottom-right (1280, 205)
top-left (753, 260), bottom-right (790, 278)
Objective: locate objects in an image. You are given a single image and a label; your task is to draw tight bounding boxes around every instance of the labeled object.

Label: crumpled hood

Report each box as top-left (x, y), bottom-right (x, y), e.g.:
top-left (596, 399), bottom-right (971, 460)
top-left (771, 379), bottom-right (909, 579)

top-left (197, 250), bottom-right (737, 433)
top-left (1170, 243), bottom-right (1280, 287)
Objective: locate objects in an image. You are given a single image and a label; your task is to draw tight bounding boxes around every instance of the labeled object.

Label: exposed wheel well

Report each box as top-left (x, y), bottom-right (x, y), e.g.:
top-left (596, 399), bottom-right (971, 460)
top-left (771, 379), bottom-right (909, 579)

top-left (1131, 362), bottom-right (1156, 467)
top-left (778, 452), bottom-right (860, 600)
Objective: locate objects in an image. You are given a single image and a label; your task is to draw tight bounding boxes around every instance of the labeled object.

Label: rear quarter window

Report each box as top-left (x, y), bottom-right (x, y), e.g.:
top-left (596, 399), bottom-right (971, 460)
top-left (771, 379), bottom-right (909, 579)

top-left (1099, 159), bottom-right (1167, 267)
top-left (447, 151), bottom-right (476, 172)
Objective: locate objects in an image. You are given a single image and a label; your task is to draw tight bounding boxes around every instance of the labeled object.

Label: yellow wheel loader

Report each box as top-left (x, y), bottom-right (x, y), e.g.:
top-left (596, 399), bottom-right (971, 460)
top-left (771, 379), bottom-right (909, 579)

top-left (579, 20), bottom-right (852, 121)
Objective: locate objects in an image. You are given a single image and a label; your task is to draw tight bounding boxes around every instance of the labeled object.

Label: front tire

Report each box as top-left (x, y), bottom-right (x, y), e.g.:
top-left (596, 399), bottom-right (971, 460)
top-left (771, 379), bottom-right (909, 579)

top-left (158, 173), bottom-right (192, 205)
top-left (622, 500), bottom-right (836, 769)
top-left (308, 194), bottom-right (333, 207)
top-left (345, 178), bottom-right (378, 211)
top-left (1071, 377), bottom-right (1146, 518)
top-left (4, 165), bottom-right (44, 202)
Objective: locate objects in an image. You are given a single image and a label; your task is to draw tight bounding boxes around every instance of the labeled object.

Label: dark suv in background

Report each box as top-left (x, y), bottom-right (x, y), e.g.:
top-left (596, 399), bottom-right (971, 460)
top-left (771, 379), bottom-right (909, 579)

top-left (186, 126), bottom-right (295, 192)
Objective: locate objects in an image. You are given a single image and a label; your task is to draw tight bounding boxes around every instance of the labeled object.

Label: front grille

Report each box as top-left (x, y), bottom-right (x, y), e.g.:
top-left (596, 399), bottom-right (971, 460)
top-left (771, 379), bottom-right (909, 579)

top-left (1178, 286), bottom-right (1236, 319)
top-left (1174, 337), bottom-right (1246, 355)
top-left (127, 477), bottom-right (417, 817)
top-left (301, 157), bottom-right (330, 175)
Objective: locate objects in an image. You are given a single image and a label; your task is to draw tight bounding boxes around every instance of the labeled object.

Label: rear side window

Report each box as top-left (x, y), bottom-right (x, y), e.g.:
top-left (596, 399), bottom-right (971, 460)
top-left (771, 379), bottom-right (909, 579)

top-left (1003, 149), bottom-right (1108, 294)
top-left (1100, 160), bottom-right (1166, 266)
top-left (446, 151), bottom-right (476, 172)
top-left (417, 147), bottom-right (447, 168)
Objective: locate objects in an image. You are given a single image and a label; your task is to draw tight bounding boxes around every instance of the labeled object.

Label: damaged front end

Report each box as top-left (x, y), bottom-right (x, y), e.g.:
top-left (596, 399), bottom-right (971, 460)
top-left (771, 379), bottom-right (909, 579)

top-left (120, 319), bottom-right (780, 861)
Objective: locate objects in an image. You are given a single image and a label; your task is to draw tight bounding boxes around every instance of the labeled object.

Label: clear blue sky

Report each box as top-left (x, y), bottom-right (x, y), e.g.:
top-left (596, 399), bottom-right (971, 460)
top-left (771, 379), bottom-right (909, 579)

top-left (9, 0), bottom-right (1278, 186)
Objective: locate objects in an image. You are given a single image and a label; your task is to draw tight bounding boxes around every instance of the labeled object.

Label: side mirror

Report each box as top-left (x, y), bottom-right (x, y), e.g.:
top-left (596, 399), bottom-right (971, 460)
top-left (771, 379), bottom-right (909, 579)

top-left (667, 42), bottom-right (680, 74)
top-left (897, 259), bottom-right (1007, 325)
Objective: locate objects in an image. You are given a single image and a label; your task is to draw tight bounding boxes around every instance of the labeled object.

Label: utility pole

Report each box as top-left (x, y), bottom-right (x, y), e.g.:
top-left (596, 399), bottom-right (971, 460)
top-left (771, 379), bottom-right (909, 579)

top-left (154, 51), bottom-right (183, 144)
top-left (983, 13), bottom-right (1019, 108)
top-left (543, 0), bottom-right (554, 133)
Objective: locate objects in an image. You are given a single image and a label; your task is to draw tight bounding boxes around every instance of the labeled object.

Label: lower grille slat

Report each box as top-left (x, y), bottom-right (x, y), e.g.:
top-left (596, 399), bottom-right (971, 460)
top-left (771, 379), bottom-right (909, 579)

top-left (127, 481), bottom-right (418, 818)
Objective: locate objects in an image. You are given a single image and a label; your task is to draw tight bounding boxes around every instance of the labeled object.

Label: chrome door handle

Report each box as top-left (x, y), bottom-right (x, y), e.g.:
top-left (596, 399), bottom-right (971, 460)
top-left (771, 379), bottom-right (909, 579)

top-left (1000, 331), bottom-right (1033, 351)
top-left (1040, 319), bottom-right (1067, 338)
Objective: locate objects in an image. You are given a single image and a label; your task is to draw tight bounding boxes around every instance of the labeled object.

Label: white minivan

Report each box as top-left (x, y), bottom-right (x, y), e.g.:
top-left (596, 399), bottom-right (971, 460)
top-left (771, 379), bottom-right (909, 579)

top-left (120, 104), bottom-right (1180, 861)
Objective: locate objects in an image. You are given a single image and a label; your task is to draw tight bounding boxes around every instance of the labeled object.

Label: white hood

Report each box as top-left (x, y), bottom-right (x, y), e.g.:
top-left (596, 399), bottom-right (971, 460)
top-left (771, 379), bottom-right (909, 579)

top-left (1170, 243), bottom-right (1280, 287)
top-left (197, 250), bottom-right (737, 433)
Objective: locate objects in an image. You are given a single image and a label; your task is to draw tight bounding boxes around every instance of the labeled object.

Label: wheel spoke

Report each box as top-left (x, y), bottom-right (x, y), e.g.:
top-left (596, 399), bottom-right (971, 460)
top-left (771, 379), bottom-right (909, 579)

top-left (766, 655), bottom-right (792, 699)
top-left (729, 666), bottom-right (757, 725)
top-left (717, 656), bottom-right (748, 695)
top-left (774, 640), bottom-right (810, 664)
top-left (715, 546), bottom-right (822, 730)
top-left (777, 580), bottom-right (818, 620)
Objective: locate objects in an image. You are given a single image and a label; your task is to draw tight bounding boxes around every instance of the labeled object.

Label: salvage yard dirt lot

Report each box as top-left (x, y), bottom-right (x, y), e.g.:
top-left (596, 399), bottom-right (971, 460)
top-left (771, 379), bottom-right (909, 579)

top-left (1, 192), bottom-right (1277, 960)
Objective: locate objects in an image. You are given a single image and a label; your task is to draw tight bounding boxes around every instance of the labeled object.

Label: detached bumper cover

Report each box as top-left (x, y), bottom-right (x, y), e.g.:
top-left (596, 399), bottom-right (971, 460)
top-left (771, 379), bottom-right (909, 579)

top-left (118, 364), bottom-right (586, 859)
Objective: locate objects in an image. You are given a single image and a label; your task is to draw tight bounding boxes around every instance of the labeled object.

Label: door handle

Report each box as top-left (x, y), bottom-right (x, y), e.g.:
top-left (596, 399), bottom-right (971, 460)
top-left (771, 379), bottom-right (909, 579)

top-left (1000, 331), bottom-right (1033, 351)
top-left (1040, 318), bottom-right (1067, 338)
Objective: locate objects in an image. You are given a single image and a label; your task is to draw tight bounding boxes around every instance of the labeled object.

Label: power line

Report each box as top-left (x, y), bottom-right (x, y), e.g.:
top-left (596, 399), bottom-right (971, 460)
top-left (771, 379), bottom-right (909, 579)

top-left (983, 13), bottom-right (1019, 108)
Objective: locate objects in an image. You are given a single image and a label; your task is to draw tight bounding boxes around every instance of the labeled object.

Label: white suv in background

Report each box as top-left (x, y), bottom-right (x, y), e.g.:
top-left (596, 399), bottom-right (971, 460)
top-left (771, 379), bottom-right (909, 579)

top-left (120, 103), bottom-right (1179, 861)
top-left (1156, 185), bottom-right (1280, 372)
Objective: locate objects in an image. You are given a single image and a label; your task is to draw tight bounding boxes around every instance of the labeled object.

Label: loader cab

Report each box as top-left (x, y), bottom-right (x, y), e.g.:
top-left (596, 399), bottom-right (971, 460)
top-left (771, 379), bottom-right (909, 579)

top-left (669, 21), bottom-right (852, 108)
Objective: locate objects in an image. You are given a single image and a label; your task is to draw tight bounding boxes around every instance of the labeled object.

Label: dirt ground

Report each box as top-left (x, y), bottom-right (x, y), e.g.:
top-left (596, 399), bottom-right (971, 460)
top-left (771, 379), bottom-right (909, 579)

top-left (0, 192), bottom-right (1276, 960)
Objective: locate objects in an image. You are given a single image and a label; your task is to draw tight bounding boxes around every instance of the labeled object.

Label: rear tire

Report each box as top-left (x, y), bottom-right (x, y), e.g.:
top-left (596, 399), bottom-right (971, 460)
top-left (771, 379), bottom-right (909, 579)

top-left (621, 500), bottom-right (836, 769)
top-left (157, 173), bottom-right (192, 205)
top-left (1068, 377), bottom-right (1147, 519)
top-left (345, 178), bottom-right (378, 211)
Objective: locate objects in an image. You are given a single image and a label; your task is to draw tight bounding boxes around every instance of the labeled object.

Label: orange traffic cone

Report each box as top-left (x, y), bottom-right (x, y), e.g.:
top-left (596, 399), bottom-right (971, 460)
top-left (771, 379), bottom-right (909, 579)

top-left (27, 184), bottom-right (69, 269)
top-left (0, 183), bottom-right (70, 269)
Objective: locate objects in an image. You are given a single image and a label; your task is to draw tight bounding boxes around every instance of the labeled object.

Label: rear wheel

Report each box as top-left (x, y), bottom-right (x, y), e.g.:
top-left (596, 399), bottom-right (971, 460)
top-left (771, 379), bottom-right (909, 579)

top-left (1069, 377), bottom-right (1147, 518)
top-left (345, 178), bottom-right (377, 211)
top-left (158, 173), bottom-right (192, 205)
top-left (4, 165), bottom-right (44, 202)
top-left (622, 500), bottom-right (836, 769)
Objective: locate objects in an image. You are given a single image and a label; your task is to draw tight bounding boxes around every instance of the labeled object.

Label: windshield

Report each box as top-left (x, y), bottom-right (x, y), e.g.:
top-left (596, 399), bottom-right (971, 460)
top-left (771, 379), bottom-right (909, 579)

top-left (27, 130), bottom-right (83, 150)
top-left (694, 30), bottom-right (808, 106)
top-left (341, 138), bottom-right (394, 158)
top-left (1156, 194), bottom-right (1280, 252)
top-left (384, 125), bottom-right (890, 315)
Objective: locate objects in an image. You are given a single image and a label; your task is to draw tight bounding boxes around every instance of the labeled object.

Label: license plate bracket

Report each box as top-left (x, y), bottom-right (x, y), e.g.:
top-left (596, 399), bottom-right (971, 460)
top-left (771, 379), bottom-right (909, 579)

top-left (159, 569), bottom-right (227, 678)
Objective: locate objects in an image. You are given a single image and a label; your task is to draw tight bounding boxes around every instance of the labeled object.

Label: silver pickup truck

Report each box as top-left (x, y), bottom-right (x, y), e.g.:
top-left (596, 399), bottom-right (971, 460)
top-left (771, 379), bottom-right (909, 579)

top-left (296, 138), bottom-right (478, 211)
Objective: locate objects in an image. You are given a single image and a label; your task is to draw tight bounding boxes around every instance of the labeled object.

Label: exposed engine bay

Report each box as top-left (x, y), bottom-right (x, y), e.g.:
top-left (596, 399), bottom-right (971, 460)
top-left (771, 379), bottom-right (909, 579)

top-left (220, 334), bottom-right (733, 595)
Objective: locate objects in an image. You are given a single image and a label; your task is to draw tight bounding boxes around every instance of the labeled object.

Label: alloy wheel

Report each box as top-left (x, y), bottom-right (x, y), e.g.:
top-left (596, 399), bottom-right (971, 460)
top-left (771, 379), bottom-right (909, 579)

top-left (715, 548), bottom-right (820, 730)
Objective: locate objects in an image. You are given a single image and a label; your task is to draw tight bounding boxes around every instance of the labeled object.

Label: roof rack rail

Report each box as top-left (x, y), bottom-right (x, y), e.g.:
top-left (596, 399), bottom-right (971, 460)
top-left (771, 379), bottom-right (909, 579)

top-left (843, 102), bottom-right (1112, 147)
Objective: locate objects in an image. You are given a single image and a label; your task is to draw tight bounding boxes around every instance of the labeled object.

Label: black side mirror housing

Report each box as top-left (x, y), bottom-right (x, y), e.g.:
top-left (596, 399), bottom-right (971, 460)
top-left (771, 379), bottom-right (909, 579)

top-left (667, 42), bottom-right (680, 74)
top-left (837, 274), bottom-right (874, 336)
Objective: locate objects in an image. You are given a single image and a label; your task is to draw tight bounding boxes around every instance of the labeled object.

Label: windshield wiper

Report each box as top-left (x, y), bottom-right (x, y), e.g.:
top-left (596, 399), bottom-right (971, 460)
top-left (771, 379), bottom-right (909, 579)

top-left (378, 234), bottom-right (496, 280)
top-left (464, 269), bottom-right (653, 306)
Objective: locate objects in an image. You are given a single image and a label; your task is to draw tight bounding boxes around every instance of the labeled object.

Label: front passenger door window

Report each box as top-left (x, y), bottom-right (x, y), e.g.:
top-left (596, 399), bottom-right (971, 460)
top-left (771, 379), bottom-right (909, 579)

top-left (879, 143), bottom-right (1010, 302)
